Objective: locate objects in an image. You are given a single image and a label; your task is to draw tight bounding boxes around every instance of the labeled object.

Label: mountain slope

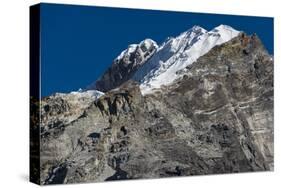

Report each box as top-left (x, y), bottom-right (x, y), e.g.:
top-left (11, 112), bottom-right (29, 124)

top-left (40, 90), bottom-right (104, 137)
top-left (91, 39), bottom-right (158, 92)
top-left (37, 33), bottom-right (273, 184)
top-left (89, 25), bottom-right (240, 94)
top-left (133, 25), bottom-right (240, 94)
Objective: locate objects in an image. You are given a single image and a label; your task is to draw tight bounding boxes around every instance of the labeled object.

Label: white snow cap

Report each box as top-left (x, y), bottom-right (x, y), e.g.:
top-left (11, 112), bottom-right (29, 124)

top-left (114, 38), bottom-right (158, 63)
top-left (132, 24), bottom-right (240, 94)
top-left (54, 89), bottom-right (104, 100)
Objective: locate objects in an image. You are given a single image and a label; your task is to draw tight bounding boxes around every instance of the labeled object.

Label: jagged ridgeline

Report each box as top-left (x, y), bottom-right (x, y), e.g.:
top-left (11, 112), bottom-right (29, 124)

top-left (35, 25), bottom-right (273, 184)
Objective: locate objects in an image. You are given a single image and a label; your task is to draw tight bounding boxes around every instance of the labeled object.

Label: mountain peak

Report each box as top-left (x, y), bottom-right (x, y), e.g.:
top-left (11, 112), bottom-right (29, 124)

top-left (132, 25), bottom-right (241, 94)
top-left (212, 24), bottom-right (236, 31)
top-left (89, 25), bottom-right (240, 93)
top-left (140, 38), bottom-right (158, 47)
top-left (190, 25), bottom-right (207, 32)
top-left (114, 38), bottom-right (158, 64)
top-left (209, 24), bottom-right (238, 34)
top-left (91, 38), bottom-right (158, 92)
top-left (178, 25), bottom-right (207, 40)
top-left (208, 25), bottom-right (240, 42)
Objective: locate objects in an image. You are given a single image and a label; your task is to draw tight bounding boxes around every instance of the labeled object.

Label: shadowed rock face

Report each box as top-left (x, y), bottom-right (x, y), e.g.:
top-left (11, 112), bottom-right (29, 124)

top-left (39, 33), bottom-right (273, 184)
top-left (93, 39), bottom-right (158, 92)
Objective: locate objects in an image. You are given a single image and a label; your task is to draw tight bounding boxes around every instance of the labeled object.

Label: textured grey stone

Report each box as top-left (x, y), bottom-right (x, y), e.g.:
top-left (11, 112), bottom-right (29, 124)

top-left (39, 33), bottom-right (273, 184)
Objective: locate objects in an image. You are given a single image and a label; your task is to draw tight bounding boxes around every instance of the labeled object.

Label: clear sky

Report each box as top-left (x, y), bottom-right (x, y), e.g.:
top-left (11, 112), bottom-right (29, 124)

top-left (40, 3), bottom-right (273, 97)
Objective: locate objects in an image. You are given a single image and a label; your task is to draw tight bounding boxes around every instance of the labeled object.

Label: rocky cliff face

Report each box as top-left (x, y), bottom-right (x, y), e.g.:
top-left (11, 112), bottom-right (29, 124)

top-left (38, 33), bottom-right (273, 184)
top-left (92, 39), bottom-right (158, 92)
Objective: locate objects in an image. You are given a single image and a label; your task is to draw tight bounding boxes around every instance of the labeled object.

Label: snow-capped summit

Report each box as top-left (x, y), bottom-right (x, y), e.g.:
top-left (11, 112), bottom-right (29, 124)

top-left (114, 38), bottom-right (158, 64)
top-left (90, 38), bottom-right (158, 92)
top-left (88, 24), bottom-right (240, 94)
top-left (132, 26), bottom-right (207, 83)
top-left (132, 25), bottom-right (240, 94)
top-left (208, 24), bottom-right (240, 43)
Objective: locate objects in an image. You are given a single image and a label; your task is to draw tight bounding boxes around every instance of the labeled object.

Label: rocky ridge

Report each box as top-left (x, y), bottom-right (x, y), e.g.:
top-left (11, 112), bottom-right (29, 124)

top-left (92, 39), bottom-right (158, 92)
top-left (90, 25), bottom-right (240, 94)
top-left (37, 30), bottom-right (273, 184)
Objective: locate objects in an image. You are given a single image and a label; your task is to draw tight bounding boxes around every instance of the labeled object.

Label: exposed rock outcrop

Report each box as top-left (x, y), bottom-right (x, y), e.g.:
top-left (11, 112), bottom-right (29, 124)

top-left (93, 39), bottom-right (158, 92)
top-left (38, 33), bottom-right (273, 184)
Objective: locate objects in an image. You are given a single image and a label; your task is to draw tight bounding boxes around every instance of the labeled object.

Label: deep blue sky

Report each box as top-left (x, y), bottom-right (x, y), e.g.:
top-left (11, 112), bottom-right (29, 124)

top-left (40, 3), bottom-right (273, 97)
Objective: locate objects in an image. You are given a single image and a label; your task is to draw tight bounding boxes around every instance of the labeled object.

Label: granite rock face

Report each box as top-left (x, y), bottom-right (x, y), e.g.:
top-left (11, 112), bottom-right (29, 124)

top-left (39, 33), bottom-right (273, 184)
